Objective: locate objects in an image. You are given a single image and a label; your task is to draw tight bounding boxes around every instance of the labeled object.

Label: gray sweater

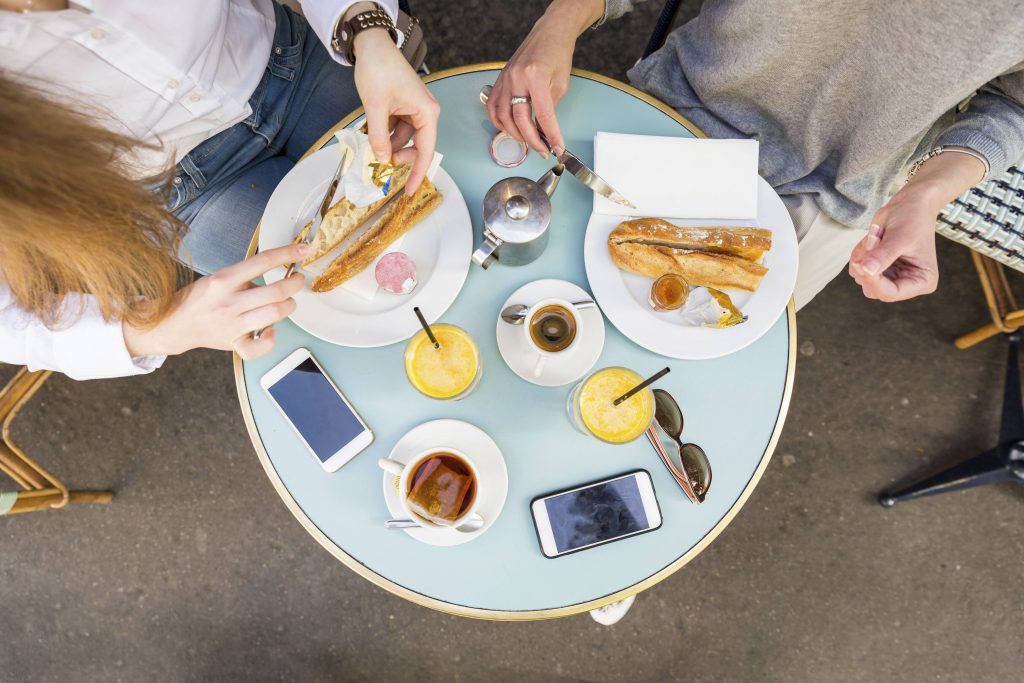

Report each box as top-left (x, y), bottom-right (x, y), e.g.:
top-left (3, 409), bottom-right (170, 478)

top-left (604, 0), bottom-right (1024, 229)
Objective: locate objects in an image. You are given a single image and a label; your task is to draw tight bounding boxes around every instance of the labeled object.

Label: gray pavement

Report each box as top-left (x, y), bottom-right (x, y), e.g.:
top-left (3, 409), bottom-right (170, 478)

top-left (3, 2), bottom-right (1024, 681)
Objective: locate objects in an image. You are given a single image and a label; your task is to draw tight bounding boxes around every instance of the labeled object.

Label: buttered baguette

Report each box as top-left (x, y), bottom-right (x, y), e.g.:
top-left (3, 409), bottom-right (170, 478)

top-left (302, 164), bottom-right (412, 266)
top-left (312, 178), bottom-right (443, 292)
top-left (609, 219), bottom-right (772, 262)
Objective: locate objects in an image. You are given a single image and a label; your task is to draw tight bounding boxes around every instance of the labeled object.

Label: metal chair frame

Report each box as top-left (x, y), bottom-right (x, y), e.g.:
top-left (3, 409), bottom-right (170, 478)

top-left (0, 368), bottom-right (113, 515)
top-left (879, 253), bottom-right (1024, 506)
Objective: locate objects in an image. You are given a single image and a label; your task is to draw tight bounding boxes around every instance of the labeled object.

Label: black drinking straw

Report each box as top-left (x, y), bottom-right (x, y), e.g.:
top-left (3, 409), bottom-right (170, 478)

top-left (613, 367), bottom-right (670, 406)
top-left (414, 306), bottom-right (440, 349)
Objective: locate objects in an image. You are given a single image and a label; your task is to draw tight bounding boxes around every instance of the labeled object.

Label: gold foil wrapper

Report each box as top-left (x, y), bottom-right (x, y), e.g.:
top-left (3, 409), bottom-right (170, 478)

top-left (707, 288), bottom-right (748, 328)
top-left (368, 161), bottom-right (396, 190)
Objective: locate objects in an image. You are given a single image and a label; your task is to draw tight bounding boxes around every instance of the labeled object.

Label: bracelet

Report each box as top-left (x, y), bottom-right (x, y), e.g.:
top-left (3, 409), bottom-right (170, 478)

top-left (332, 5), bottom-right (399, 65)
top-left (906, 145), bottom-right (990, 185)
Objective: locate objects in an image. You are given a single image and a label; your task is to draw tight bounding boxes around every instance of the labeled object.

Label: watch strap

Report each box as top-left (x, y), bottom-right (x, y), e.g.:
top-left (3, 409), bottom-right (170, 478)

top-left (332, 6), bottom-right (399, 64)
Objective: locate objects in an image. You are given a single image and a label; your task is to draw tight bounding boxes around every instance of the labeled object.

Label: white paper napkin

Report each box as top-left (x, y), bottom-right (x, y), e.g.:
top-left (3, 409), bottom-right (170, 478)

top-left (593, 132), bottom-right (759, 220)
top-left (332, 129), bottom-right (385, 207)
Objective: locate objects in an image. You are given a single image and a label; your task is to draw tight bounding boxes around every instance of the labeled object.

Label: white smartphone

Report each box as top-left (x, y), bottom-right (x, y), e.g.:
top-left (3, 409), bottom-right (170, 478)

top-left (531, 470), bottom-right (662, 559)
top-left (260, 348), bottom-right (373, 472)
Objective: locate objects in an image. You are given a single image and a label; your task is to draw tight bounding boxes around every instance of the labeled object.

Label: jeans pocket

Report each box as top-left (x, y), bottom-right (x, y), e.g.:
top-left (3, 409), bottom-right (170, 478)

top-left (167, 156), bottom-right (206, 216)
top-left (267, 5), bottom-right (306, 82)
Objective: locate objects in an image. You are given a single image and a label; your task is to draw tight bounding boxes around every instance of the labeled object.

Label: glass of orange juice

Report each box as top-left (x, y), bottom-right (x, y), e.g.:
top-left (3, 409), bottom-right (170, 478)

top-left (404, 324), bottom-right (482, 400)
top-left (567, 367), bottom-right (655, 443)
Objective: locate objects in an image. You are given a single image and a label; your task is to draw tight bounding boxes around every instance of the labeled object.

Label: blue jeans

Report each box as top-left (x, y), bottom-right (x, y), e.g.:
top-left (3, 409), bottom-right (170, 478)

top-left (170, 2), bottom-right (360, 275)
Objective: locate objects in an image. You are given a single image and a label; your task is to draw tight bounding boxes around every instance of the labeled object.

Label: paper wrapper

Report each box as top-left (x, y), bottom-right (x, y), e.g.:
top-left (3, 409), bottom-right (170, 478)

top-left (331, 129), bottom-right (387, 208)
top-left (681, 287), bottom-right (748, 328)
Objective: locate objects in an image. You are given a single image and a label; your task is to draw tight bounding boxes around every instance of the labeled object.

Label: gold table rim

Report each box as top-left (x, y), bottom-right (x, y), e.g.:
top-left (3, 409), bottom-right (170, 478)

top-left (232, 62), bottom-right (797, 621)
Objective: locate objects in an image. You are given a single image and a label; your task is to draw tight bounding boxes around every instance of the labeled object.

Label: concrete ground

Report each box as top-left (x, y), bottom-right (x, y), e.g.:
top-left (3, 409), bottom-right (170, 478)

top-left (3, 2), bottom-right (1024, 681)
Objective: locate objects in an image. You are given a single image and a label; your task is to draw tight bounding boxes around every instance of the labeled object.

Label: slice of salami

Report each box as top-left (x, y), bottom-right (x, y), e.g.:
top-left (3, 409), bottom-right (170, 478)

top-left (375, 252), bottom-right (417, 294)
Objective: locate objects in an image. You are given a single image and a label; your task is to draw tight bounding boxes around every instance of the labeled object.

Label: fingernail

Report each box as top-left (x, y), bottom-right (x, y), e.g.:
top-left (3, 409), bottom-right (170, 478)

top-left (863, 258), bottom-right (881, 276)
top-left (541, 150), bottom-right (549, 160)
top-left (869, 223), bottom-right (883, 237)
top-left (552, 145), bottom-right (564, 156)
top-left (864, 234), bottom-right (880, 251)
top-left (297, 244), bottom-right (312, 256)
top-left (374, 148), bottom-right (389, 163)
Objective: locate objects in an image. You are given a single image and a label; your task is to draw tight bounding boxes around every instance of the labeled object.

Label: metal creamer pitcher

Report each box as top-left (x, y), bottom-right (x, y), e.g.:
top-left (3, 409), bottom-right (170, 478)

top-left (472, 164), bottom-right (563, 269)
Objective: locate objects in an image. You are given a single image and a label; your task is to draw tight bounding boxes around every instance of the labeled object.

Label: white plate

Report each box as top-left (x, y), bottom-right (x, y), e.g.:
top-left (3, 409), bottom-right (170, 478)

top-left (259, 145), bottom-right (473, 347)
top-left (381, 419), bottom-right (508, 547)
top-left (495, 279), bottom-right (605, 388)
top-left (583, 176), bottom-right (798, 360)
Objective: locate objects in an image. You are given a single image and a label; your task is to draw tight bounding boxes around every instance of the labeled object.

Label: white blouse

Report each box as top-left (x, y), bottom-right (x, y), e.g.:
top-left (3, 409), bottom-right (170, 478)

top-left (0, 0), bottom-right (398, 379)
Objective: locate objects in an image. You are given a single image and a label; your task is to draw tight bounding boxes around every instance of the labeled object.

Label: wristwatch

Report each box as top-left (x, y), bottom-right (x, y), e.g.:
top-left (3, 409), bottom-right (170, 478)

top-left (332, 5), bottom-right (399, 64)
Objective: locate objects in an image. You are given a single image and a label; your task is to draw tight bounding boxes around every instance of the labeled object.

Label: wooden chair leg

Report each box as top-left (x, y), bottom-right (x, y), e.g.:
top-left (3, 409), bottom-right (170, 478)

top-left (0, 366), bottom-right (114, 513)
top-left (4, 488), bottom-right (113, 515)
top-left (0, 368), bottom-right (69, 505)
top-left (956, 323), bottom-right (1006, 350)
top-left (956, 253), bottom-right (1024, 350)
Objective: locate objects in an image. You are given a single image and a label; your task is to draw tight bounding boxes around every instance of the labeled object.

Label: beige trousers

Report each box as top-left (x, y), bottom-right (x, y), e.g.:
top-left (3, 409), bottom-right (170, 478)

top-left (783, 194), bottom-right (867, 311)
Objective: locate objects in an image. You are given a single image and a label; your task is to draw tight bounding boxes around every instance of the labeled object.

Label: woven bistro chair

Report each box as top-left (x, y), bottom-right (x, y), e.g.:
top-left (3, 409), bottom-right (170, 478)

top-left (0, 367), bottom-right (113, 516)
top-left (880, 165), bottom-right (1024, 506)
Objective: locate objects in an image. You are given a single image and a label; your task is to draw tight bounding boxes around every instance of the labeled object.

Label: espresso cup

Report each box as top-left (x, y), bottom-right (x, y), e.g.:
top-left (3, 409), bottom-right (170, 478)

top-left (379, 447), bottom-right (484, 530)
top-left (523, 297), bottom-right (583, 378)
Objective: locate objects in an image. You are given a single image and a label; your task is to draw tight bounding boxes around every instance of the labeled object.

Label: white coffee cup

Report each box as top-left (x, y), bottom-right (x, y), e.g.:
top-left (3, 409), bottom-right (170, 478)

top-left (523, 297), bottom-right (583, 378)
top-left (378, 447), bottom-right (484, 530)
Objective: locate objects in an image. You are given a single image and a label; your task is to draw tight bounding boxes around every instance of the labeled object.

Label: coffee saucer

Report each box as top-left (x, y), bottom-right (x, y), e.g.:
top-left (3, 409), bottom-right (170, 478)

top-left (496, 279), bottom-right (605, 387)
top-left (381, 419), bottom-right (508, 547)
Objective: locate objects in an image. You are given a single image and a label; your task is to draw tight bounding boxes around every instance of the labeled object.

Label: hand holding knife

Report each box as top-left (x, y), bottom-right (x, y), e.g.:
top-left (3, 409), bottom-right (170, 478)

top-left (479, 85), bottom-right (636, 209)
top-left (252, 148), bottom-right (349, 340)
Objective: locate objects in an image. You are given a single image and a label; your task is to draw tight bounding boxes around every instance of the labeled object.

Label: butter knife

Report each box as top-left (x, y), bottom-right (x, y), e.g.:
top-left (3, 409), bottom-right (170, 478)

top-left (479, 85), bottom-right (636, 209)
top-left (252, 147), bottom-right (348, 340)
top-left (282, 146), bottom-right (349, 279)
top-left (551, 145), bottom-right (636, 209)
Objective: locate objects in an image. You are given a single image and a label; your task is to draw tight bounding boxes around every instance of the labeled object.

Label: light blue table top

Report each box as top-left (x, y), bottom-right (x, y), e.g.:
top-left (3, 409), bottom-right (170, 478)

top-left (237, 66), bottom-right (795, 619)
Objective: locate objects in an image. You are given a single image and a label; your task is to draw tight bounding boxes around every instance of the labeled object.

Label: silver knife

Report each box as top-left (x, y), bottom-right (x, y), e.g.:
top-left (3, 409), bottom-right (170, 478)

top-left (551, 145), bottom-right (636, 209)
top-left (252, 147), bottom-right (349, 340)
top-left (479, 85), bottom-right (636, 209)
top-left (282, 146), bottom-right (349, 279)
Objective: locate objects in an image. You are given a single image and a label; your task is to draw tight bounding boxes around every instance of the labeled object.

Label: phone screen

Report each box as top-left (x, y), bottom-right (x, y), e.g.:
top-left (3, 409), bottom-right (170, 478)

top-left (543, 475), bottom-right (651, 554)
top-left (267, 358), bottom-right (365, 462)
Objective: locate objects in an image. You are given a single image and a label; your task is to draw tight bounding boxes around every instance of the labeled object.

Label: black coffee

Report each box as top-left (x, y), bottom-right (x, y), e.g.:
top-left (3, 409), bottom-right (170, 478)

top-left (529, 304), bottom-right (577, 352)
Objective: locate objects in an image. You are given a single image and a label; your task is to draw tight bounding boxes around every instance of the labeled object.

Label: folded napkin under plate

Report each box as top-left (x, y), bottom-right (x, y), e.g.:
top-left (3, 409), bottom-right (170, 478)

top-left (593, 132), bottom-right (759, 220)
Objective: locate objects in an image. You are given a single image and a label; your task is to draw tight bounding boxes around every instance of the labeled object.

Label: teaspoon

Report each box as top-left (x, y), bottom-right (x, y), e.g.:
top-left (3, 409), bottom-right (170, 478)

top-left (500, 299), bottom-right (596, 325)
top-left (385, 513), bottom-right (485, 533)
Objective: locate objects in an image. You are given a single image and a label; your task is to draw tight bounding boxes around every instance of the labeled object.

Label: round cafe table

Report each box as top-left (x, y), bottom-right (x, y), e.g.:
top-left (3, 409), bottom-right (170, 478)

top-left (234, 64), bottom-right (796, 620)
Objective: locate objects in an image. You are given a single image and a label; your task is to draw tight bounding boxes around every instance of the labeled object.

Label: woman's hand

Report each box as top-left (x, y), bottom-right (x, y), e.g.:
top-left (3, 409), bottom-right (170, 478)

top-left (123, 244), bottom-right (308, 360)
top-left (353, 25), bottom-right (439, 195)
top-left (488, 0), bottom-right (605, 156)
top-left (848, 192), bottom-right (941, 302)
top-left (849, 150), bottom-right (987, 302)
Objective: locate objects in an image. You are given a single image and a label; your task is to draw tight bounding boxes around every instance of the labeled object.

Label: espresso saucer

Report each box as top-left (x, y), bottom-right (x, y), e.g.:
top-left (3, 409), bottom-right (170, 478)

top-left (496, 279), bottom-right (606, 387)
top-left (381, 419), bottom-right (508, 547)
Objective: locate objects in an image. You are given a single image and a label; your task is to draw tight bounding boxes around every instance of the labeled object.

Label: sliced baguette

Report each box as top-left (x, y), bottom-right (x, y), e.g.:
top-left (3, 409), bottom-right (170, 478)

top-left (302, 164), bottom-right (412, 266)
top-left (609, 218), bottom-right (772, 261)
top-left (608, 240), bottom-right (768, 292)
top-left (312, 178), bottom-right (443, 292)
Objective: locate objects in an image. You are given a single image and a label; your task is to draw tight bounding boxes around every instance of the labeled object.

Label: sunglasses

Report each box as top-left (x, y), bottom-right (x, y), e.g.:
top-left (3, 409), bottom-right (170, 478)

top-left (645, 388), bottom-right (712, 503)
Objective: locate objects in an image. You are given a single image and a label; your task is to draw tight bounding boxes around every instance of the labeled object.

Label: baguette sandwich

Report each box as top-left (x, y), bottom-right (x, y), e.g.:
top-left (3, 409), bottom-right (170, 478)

top-left (302, 164), bottom-right (412, 267)
top-left (608, 219), bottom-right (772, 292)
top-left (312, 177), bottom-right (443, 292)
